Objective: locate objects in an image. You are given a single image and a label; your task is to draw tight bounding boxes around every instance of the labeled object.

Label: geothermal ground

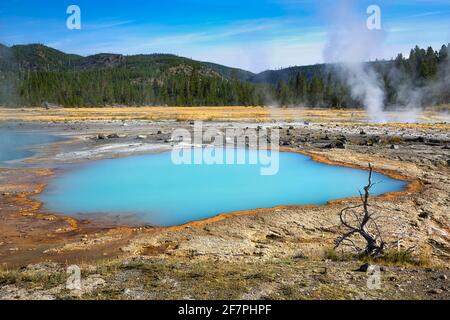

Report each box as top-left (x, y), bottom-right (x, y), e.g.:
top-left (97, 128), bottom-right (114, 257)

top-left (0, 107), bottom-right (449, 300)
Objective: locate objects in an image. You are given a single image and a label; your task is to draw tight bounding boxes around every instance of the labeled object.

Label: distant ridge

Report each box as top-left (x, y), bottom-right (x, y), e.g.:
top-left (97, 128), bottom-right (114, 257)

top-left (0, 43), bottom-right (325, 83)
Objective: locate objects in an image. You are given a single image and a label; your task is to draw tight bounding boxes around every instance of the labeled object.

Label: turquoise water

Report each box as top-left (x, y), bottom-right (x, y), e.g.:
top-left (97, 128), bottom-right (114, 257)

top-left (38, 148), bottom-right (406, 227)
top-left (0, 131), bottom-right (62, 165)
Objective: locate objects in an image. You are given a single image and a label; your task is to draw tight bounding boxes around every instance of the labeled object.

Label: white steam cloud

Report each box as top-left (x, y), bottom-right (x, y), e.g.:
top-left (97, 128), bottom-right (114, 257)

top-left (323, 0), bottom-right (387, 123)
top-left (322, 0), bottom-right (450, 123)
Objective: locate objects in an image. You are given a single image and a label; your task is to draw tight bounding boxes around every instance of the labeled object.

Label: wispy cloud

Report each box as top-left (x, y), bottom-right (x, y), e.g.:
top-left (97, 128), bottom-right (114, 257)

top-left (1, 0), bottom-right (449, 71)
top-left (83, 20), bottom-right (135, 31)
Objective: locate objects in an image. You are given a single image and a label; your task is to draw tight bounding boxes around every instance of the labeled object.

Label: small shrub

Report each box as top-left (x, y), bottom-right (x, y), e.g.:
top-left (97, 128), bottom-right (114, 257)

top-left (371, 248), bottom-right (432, 267)
top-left (0, 271), bottom-right (67, 289)
top-left (417, 246), bottom-right (433, 267)
top-left (387, 136), bottom-right (402, 145)
top-left (279, 284), bottom-right (295, 297)
top-left (377, 249), bottom-right (416, 265)
top-left (323, 248), bottom-right (355, 262)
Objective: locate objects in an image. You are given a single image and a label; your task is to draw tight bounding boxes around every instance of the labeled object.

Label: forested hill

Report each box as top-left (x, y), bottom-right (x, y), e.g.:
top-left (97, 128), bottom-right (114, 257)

top-left (0, 43), bottom-right (449, 108)
top-left (0, 44), bottom-right (253, 78)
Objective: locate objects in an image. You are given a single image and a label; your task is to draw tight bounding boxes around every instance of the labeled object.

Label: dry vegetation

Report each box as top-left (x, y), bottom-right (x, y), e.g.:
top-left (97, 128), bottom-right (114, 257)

top-left (0, 253), bottom-right (445, 300)
top-left (0, 106), bottom-right (448, 126)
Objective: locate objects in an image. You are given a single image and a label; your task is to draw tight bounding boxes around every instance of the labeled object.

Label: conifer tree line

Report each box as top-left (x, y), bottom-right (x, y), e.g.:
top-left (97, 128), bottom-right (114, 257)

top-left (273, 44), bottom-right (450, 108)
top-left (11, 68), bottom-right (268, 107)
top-left (0, 44), bottom-right (448, 108)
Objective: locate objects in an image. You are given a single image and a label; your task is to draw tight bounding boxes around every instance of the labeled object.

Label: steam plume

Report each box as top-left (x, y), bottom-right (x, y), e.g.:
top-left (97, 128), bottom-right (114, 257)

top-left (323, 0), bottom-right (387, 123)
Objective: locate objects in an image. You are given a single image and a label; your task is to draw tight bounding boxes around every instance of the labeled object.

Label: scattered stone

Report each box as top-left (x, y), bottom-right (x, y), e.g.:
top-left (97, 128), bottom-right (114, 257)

top-left (266, 232), bottom-right (283, 241)
top-left (390, 144), bottom-right (399, 150)
top-left (136, 135), bottom-right (147, 140)
top-left (355, 263), bottom-right (371, 272)
top-left (336, 135), bottom-right (347, 142)
top-left (323, 140), bottom-right (346, 149)
top-left (439, 274), bottom-right (448, 280)
top-left (419, 211), bottom-right (432, 219)
top-left (43, 102), bottom-right (59, 110)
top-left (360, 130), bottom-right (366, 135)
top-left (313, 267), bottom-right (328, 275)
top-left (333, 140), bottom-right (346, 149)
top-left (407, 136), bottom-right (425, 143)
top-left (428, 288), bottom-right (443, 294)
top-left (373, 136), bottom-right (381, 143)
top-left (292, 253), bottom-right (307, 260)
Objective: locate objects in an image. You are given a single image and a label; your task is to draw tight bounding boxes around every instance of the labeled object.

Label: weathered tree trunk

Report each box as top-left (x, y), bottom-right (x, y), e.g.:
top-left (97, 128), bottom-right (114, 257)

top-left (335, 164), bottom-right (386, 257)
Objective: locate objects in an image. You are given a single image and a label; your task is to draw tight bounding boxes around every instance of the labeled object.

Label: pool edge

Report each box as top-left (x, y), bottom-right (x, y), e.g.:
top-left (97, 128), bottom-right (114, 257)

top-left (6, 146), bottom-right (422, 234)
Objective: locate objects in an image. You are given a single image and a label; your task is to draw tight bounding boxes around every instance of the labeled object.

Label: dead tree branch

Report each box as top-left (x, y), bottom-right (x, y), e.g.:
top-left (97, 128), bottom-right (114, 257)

top-left (335, 163), bottom-right (386, 257)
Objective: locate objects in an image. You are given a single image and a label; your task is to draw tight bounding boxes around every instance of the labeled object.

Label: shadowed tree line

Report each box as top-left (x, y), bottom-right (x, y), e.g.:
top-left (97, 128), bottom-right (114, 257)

top-left (274, 44), bottom-right (450, 108)
top-left (0, 43), bottom-right (448, 108)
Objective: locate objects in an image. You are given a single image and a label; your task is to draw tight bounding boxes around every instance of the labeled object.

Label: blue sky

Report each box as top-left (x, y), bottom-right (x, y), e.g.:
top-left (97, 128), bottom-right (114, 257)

top-left (1, 0), bottom-right (449, 72)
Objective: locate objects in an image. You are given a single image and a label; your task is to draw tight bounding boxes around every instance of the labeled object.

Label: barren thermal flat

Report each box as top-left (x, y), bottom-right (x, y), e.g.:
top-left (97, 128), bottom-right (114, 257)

top-left (0, 112), bottom-right (448, 300)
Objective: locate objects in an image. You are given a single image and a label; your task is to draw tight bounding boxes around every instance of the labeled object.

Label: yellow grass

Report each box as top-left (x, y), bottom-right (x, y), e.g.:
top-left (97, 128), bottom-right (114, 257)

top-left (0, 106), bottom-right (448, 129)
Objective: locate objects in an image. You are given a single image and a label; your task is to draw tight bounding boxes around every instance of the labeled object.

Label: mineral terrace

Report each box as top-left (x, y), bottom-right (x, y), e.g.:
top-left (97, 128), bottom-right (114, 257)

top-left (0, 112), bottom-right (449, 300)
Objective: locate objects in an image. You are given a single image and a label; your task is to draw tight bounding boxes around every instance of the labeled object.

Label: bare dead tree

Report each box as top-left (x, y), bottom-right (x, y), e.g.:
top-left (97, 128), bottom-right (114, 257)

top-left (335, 163), bottom-right (386, 257)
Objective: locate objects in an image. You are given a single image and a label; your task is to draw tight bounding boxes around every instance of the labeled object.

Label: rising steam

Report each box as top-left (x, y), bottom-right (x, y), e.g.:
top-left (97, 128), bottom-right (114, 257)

top-left (322, 1), bottom-right (450, 123)
top-left (323, 0), bottom-right (387, 123)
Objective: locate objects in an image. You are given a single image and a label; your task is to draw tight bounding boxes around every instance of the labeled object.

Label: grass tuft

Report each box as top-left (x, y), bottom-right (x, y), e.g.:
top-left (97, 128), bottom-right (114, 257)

top-left (368, 247), bottom-right (433, 267)
top-left (0, 270), bottom-right (68, 289)
top-left (323, 248), bottom-right (355, 262)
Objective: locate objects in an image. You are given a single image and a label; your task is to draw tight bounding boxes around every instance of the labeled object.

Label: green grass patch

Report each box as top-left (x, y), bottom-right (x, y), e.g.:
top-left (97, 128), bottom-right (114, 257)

top-left (369, 248), bottom-right (432, 267)
top-left (0, 270), bottom-right (68, 290)
top-left (323, 248), bottom-right (356, 262)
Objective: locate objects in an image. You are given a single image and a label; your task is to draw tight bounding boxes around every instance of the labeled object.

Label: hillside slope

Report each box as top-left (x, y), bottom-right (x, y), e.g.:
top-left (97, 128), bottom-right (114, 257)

top-left (0, 44), bottom-right (254, 80)
top-left (0, 43), bottom-right (448, 108)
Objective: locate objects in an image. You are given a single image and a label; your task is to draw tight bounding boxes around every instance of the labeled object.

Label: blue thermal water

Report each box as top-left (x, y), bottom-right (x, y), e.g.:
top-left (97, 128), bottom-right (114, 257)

top-left (37, 148), bottom-right (406, 227)
top-left (0, 131), bottom-right (62, 165)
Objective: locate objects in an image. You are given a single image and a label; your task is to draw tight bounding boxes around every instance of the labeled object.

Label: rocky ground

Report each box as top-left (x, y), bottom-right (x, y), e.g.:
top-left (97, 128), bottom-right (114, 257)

top-left (0, 118), bottom-right (449, 300)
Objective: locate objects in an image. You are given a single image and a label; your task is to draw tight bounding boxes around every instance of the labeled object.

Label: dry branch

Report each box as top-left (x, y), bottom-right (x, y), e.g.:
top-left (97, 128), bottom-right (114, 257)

top-left (335, 163), bottom-right (386, 257)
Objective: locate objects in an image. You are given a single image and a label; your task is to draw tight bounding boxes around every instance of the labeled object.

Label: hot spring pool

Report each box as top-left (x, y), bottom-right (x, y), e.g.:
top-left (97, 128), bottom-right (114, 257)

top-left (0, 131), bottom-right (62, 165)
top-left (37, 148), bottom-right (407, 227)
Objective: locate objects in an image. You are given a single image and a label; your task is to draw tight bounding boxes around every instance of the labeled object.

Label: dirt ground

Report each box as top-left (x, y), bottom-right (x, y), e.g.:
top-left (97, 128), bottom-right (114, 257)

top-left (0, 107), bottom-right (448, 300)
